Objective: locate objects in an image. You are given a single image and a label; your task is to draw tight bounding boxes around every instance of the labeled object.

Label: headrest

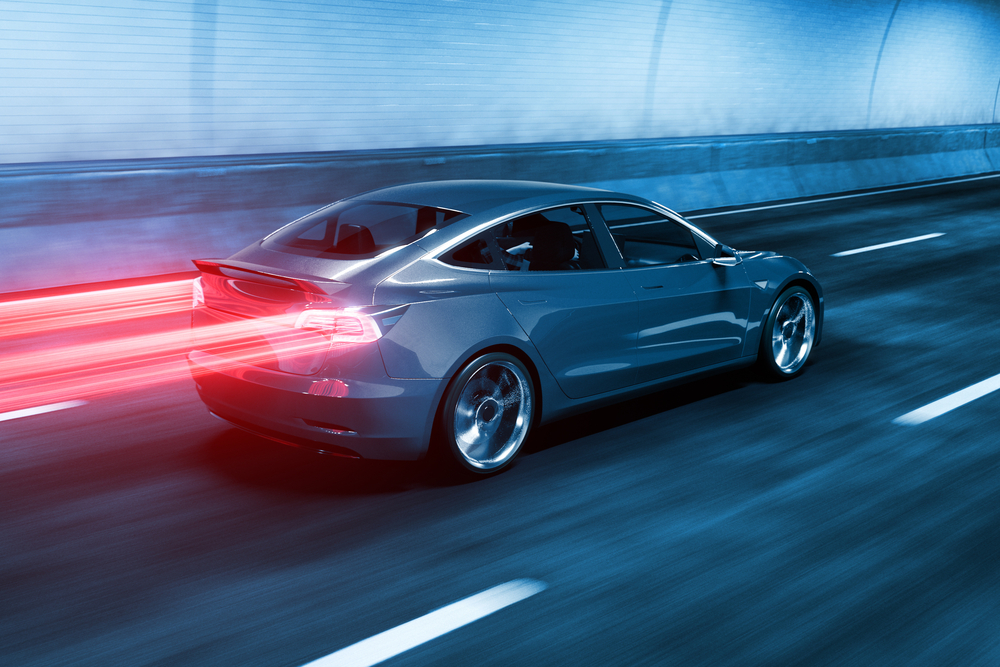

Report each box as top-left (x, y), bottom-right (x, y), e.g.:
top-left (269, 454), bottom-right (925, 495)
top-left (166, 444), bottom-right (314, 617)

top-left (333, 224), bottom-right (376, 254)
top-left (530, 223), bottom-right (575, 269)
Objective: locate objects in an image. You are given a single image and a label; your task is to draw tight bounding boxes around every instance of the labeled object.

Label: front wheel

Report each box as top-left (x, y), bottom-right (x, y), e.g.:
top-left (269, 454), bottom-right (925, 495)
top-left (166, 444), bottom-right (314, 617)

top-left (437, 352), bottom-right (534, 475)
top-left (758, 286), bottom-right (816, 380)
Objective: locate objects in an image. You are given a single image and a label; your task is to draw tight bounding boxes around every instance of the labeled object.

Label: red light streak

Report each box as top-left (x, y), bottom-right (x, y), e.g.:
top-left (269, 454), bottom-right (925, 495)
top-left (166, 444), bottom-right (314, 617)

top-left (0, 318), bottom-right (339, 413)
top-left (0, 280), bottom-right (195, 339)
top-left (0, 280), bottom-right (376, 416)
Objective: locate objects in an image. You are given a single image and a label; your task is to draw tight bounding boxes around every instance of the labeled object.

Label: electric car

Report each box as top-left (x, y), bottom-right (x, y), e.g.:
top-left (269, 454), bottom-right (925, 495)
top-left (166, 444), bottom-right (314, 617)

top-left (189, 180), bottom-right (823, 474)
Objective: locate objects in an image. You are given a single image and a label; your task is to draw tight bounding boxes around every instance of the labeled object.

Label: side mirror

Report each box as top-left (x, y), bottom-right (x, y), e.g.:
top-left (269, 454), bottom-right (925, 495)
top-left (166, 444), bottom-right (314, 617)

top-left (712, 243), bottom-right (742, 267)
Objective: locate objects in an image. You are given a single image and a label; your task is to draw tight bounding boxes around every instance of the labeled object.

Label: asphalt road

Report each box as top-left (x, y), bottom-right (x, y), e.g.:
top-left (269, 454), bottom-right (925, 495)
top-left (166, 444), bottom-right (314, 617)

top-left (2, 182), bottom-right (999, 666)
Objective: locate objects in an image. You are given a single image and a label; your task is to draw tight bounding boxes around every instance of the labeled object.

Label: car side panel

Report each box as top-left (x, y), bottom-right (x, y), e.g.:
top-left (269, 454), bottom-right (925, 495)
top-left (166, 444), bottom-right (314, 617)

top-left (620, 260), bottom-right (753, 384)
top-left (490, 269), bottom-right (639, 399)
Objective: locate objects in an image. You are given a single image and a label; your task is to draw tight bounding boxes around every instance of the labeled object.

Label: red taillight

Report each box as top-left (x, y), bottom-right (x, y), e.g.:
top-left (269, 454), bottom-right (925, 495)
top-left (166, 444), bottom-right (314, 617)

top-left (293, 309), bottom-right (382, 344)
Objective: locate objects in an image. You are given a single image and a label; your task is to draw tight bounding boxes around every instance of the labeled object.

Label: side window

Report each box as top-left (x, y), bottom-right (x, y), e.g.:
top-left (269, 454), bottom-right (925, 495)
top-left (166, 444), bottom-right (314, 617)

top-left (495, 205), bottom-right (606, 272)
top-left (598, 204), bottom-right (701, 267)
top-left (440, 228), bottom-right (507, 270)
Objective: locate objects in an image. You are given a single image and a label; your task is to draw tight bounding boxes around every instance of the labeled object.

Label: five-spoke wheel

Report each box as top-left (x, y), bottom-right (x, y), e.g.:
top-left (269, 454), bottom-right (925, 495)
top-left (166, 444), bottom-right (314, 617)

top-left (438, 352), bottom-right (534, 474)
top-left (759, 286), bottom-right (816, 379)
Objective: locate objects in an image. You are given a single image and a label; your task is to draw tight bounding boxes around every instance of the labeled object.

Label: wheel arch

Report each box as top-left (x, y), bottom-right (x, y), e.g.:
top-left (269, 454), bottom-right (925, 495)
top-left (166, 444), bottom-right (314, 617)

top-left (437, 342), bottom-right (544, 430)
top-left (429, 343), bottom-right (543, 474)
top-left (755, 279), bottom-right (821, 380)
top-left (776, 275), bottom-right (824, 347)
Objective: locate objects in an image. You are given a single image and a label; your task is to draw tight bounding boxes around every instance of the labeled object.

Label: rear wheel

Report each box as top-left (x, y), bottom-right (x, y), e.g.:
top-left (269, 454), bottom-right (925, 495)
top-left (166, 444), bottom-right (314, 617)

top-left (758, 286), bottom-right (816, 380)
top-left (438, 352), bottom-right (534, 475)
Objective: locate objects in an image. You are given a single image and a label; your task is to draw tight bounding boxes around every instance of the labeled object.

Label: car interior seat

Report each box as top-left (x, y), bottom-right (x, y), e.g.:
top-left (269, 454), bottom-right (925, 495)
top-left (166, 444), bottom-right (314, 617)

top-left (529, 223), bottom-right (578, 271)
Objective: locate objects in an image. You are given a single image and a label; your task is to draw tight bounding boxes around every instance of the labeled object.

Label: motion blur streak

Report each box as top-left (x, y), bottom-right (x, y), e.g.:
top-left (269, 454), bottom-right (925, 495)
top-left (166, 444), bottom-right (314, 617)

top-left (0, 307), bottom-right (333, 415)
top-left (0, 280), bottom-right (194, 339)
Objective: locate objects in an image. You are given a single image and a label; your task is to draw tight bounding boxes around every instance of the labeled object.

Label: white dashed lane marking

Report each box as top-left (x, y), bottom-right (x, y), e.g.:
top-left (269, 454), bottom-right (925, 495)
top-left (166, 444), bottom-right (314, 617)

top-left (893, 372), bottom-right (1000, 425)
top-left (0, 400), bottom-right (88, 423)
top-left (300, 579), bottom-right (548, 667)
top-left (831, 232), bottom-right (944, 257)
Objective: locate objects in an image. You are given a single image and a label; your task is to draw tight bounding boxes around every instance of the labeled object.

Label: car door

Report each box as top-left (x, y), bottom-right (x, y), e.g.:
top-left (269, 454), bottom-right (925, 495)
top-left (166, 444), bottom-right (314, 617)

top-left (480, 205), bottom-right (639, 399)
top-left (595, 203), bottom-right (752, 384)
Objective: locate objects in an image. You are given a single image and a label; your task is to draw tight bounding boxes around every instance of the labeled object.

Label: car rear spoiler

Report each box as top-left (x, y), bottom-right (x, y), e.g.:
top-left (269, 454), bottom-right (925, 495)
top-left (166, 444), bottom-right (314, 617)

top-left (192, 259), bottom-right (350, 296)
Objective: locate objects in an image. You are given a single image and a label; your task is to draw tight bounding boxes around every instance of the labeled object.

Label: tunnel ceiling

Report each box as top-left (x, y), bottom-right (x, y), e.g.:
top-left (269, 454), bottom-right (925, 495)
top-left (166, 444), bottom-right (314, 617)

top-left (3, 0), bottom-right (1000, 164)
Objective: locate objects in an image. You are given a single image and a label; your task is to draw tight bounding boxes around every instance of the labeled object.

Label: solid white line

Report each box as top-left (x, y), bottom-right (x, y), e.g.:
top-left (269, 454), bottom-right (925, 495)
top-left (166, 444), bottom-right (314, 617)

top-left (831, 232), bottom-right (945, 257)
top-left (301, 579), bottom-right (547, 667)
top-left (686, 172), bottom-right (1000, 220)
top-left (893, 373), bottom-right (1000, 426)
top-left (0, 400), bottom-right (88, 422)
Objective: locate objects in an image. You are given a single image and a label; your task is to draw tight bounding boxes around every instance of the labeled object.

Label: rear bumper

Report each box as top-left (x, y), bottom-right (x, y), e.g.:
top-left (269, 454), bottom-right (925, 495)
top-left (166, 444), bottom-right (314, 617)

top-left (188, 349), bottom-right (445, 460)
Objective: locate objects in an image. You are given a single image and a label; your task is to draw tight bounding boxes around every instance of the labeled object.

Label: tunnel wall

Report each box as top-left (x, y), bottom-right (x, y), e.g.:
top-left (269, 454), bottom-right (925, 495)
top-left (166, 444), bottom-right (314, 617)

top-left (5, 0), bottom-right (1000, 293)
top-left (3, 124), bottom-right (1000, 294)
top-left (3, 0), bottom-right (1000, 164)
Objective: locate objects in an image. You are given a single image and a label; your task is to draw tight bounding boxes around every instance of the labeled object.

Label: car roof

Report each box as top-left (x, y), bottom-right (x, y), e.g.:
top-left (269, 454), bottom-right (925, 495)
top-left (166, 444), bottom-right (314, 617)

top-left (349, 179), bottom-right (617, 215)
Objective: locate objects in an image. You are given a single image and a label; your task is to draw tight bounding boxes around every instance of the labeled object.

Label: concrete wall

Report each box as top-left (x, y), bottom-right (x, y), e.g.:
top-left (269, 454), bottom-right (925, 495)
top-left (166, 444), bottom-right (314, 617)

top-left (3, 0), bottom-right (1000, 163)
top-left (3, 124), bottom-right (999, 294)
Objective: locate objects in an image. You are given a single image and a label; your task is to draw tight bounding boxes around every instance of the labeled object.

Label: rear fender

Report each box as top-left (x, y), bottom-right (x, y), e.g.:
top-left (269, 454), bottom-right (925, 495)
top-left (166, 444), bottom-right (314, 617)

top-left (375, 291), bottom-right (565, 450)
top-left (376, 291), bottom-right (540, 380)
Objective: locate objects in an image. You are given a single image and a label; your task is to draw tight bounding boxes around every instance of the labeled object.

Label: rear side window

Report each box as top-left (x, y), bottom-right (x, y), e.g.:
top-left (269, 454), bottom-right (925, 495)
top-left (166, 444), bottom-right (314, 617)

top-left (263, 201), bottom-right (467, 258)
top-left (440, 229), bottom-right (507, 270)
top-left (440, 205), bottom-right (607, 272)
top-left (598, 204), bottom-right (700, 267)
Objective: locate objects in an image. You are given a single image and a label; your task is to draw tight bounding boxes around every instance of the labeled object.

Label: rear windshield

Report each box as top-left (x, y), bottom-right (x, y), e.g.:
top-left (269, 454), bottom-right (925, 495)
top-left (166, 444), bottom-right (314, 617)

top-left (262, 201), bottom-right (468, 258)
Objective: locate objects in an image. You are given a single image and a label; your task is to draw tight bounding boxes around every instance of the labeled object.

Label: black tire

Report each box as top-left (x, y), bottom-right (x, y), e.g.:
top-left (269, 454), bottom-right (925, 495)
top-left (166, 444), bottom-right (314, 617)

top-left (436, 352), bottom-right (534, 475)
top-left (758, 286), bottom-right (817, 380)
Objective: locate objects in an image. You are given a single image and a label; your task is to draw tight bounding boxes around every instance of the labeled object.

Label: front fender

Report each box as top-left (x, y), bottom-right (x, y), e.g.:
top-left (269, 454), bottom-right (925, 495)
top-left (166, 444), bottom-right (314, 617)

top-left (741, 254), bottom-right (825, 357)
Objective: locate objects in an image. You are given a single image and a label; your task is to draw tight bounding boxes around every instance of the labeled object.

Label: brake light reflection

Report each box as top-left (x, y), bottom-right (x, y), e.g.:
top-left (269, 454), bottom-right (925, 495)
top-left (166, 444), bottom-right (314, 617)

top-left (308, 379), bottom-right (349, 397)
top-left (0, 281), bottom-right (373, 416)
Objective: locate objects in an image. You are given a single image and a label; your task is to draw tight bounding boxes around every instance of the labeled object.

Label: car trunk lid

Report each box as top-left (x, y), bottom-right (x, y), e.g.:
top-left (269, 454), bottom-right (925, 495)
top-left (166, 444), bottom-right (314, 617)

top-left (192, 259), bottom-right (354, 375)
